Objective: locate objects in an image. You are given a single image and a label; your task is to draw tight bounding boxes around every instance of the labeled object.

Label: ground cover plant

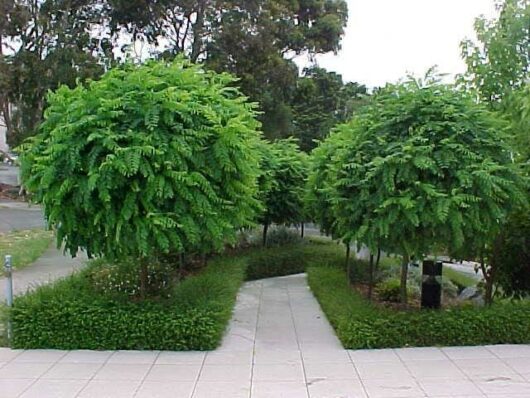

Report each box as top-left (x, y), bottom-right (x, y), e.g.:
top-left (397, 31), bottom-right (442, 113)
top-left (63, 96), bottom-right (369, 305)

top-left (10, 254), bottom-right (247, 350)
top-left (0, 229), bottom-right (53, 269)
top-left (308, 264), bottom-right (530, 349)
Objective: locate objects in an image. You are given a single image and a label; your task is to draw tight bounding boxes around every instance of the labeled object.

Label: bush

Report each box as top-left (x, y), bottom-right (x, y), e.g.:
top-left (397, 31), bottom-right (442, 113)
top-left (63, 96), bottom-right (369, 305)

top-left (87, 258), bottom-right (177, 299)
top-left (10, 256), bottom-right (246, 350)
top-left (246, 245), bottom-right (306, 280)
top-left (308, 266), bottom-right (530, 349)
top-left (491, 206), bottom-right (530, 298)
top-left (20, 58), bottom-right (261, 260)
top-left (375, 278), bottom-right (401, 302)
top-left (264, 226), bottom-right (302, 247)
top-left (245, 238), bottom-right (345, 280)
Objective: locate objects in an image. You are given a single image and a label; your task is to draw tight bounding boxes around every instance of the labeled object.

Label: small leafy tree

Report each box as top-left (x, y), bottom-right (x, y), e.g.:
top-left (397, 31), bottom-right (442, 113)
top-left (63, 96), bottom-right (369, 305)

top-left (20, 59), bottom-right (262, 295)
top-left (258, 138), bottom-right (308, 246)
top-left (490, 206), bottom-right (530, 299)
top-left (328, 76), bottom-right (526, 303)
top-left (306, 135), bottom-right (344, 238)
top-left (306, 133), bottom-right (356, 280)
top-left (461, 1), bottom-right (530, 302)
top-left (460, 0), bottom-right (529, 106)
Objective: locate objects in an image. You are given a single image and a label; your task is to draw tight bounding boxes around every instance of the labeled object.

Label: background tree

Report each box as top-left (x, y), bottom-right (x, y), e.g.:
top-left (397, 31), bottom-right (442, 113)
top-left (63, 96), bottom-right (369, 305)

top-left (0, 0), bottom-right (113, 147)
top-left (258, 138), bottom-right (308, 246)
top-left (292, 66), bottom-right (367, 151)
top-left (20, 58), bottom-right (262, 296)
top-left (490, 206), bottom-right (530, 299)
top-left (306, 131), bottom-right (359, 282)
top-left (326, 76), bottom-right (526, 304)
top-left (462, 0), bottom-right (530, 301)
top-left (109, 0), bottom-right (349, 140)
top-left (461, 0), bottom-right (529, 106)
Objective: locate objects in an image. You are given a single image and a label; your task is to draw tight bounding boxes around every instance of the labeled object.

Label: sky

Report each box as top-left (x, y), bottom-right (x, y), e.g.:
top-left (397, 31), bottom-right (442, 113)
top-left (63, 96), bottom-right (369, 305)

top-left (308, 0), bottom-right (499, 88)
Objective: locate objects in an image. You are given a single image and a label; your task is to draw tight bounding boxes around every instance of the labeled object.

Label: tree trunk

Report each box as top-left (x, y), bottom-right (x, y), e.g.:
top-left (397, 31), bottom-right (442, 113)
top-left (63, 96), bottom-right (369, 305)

top-left (400, 254), bottom-right (410, 304)
top-left (368, 252), bottom-right (374, 301)
top-left (300, 223), bottom-right (304, 238)
top-left (139, 257), bottom-right (148, 299)
top-left (345, 243), bottom-right (351, 284)
top-left (375, 248), bottom-right (381, 271)
top-left (480, 254), bottom-right (493, 306)
top-left (190, 3), bottom-right (206, 62)
top-left (262, 223), bottom-right (269, 247)
top-left (179, 253), bottom-right (185, 280)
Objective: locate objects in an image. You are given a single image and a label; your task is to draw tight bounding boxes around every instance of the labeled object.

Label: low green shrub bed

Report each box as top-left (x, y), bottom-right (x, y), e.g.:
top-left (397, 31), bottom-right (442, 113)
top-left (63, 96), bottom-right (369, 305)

top-left (308, 266), bottom-right (530, 349)
top-left (10, 238), bottom-right (343, 350)
top-left (11, 256), bottom-right (246, 350)
top-left (245, 237), bottom-right (345, 280)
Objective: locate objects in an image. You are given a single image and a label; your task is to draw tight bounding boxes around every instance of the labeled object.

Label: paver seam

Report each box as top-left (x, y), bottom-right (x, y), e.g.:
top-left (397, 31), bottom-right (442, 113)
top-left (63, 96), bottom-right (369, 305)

top-left (346, 350), bottom-right (369, 398)
top-left (74, 350), bottom-right (119, 398)
top-left (132, 350), bottom-right (162, 397)
top-left (248, 280), bottom-right (264, 398)
top-left (16, 350), bottom-right (69, 398)
top-left (285, 278), bottom-right (310, 398)
top-left (393, 348), bottom-right (428, 398)
top-left (480, 345), bottom-right (530, 395)
top-left (485, 345), bottom-right (527, 377)
top-left (439, 347), bottom-right (488, 397)
top-left (188, 346), bottom-right (208, 398)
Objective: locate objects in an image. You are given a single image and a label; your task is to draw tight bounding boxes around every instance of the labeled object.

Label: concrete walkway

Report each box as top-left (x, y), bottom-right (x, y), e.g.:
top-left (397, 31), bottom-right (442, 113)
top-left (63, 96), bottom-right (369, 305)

top-left (0, 245), bottom-right (87, 298)
top-left (0, 274), bottom-right (529, 398)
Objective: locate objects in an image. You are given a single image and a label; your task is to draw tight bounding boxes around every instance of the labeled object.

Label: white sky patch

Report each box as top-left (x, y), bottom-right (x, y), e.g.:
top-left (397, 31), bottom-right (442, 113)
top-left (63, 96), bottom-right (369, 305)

top-left (302, 0), bottom-right (499, 88)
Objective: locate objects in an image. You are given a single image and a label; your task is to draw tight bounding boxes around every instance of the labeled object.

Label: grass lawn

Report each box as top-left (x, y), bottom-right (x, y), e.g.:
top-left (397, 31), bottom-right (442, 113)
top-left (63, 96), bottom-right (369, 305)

top-left (0, 229), bottom-right (54, 269)
top-left (443, 265), bottom-right (479, 289)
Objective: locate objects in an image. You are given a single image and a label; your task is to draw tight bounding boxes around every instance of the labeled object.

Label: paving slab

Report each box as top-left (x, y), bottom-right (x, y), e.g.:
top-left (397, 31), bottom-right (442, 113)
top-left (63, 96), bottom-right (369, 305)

top-left (0, 273), bottom-right (528, 397)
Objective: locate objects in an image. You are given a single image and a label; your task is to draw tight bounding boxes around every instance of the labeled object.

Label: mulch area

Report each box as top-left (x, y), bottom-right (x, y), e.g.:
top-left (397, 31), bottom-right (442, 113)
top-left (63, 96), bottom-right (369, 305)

top-left (0, 183), bottom-right (23, 200)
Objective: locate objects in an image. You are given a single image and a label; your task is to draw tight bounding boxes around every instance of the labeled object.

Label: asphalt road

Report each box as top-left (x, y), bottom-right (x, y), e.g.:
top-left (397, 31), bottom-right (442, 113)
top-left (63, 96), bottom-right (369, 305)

top-left (0, 164), bottom-right (19, 186)
top-left (0, 201), bottom-right (45, 233)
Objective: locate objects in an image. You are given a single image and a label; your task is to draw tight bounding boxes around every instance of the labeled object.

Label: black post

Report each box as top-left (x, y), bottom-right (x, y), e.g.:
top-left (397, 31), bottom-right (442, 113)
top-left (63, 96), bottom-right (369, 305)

top-left (345, 243), bottom-right (351, 284)
top-left (421, 260), bottom-right (443, 309)
top-left (262, 224), bottom-right (269, 247)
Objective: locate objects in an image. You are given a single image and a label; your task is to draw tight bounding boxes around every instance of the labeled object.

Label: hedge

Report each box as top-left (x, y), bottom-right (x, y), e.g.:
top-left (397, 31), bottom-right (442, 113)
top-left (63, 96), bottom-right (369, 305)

top-left (308, 266), bottom-right (530, 349)
top-left (245, 237), bottom-right (345, 280)
top-left (10, 256), bottom-right (246, 350)
top-left (9, 238), bottom-right (346, 349)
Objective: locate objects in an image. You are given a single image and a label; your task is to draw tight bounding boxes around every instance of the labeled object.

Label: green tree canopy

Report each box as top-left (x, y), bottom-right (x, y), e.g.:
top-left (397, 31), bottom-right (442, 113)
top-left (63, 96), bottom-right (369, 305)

top-left (292, 66), bottom-right (367, 151)
top-left (0, 0), bottom-right (112, 146)
top-left (306, 131), bottom-right (346, 238)
top-left (491, 206), bottom-right (530, 299)
top-left (257, 138), bottom-right (308, 244)
top-left (20, 59), bottom-right (262, 260)
top-left (108, 0), bottom-right (349, 140)
top-left (321, 76), bottom-right (526, 302)
top-left (461, 0), bottom-right (529, 106)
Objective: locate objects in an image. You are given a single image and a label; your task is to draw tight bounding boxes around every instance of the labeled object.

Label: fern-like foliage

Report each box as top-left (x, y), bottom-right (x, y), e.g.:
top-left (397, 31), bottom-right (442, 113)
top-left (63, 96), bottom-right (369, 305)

top-left (257, 138), bottom-right (308, 227)
top-left (315, 77), bottom-right (527, 259)
top-left (20, 58), bottom-right (262, 259)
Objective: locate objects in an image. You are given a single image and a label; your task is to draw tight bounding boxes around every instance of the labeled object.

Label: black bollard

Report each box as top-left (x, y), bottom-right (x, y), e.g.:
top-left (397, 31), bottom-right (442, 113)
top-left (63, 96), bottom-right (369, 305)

top-left (421, 260), bottom-right (443, 309)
